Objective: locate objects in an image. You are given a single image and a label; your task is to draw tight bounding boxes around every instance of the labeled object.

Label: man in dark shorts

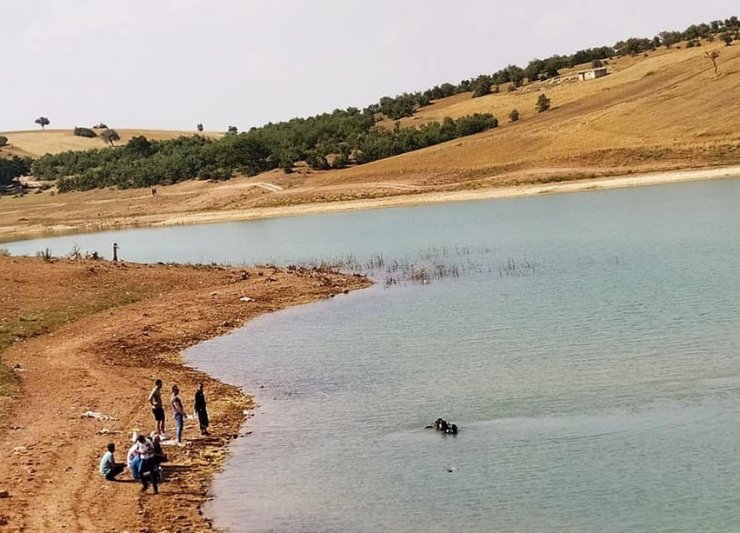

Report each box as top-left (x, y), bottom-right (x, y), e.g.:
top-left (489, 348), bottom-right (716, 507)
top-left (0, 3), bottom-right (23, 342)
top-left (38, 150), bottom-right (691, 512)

top-left (148, 379), bottom-right (165, 435)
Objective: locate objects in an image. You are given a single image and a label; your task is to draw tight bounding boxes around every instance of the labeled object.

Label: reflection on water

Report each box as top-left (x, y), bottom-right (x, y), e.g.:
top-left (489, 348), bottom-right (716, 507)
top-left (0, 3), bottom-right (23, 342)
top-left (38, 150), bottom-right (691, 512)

top-left (6, 178), bottom-right (740, 532)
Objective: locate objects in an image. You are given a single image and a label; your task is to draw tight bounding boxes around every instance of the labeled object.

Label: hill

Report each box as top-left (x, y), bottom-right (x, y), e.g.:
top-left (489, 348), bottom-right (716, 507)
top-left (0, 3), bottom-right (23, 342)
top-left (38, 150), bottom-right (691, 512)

top-left (0, 39), bottom-right (739, 241)
top-left (0, 128), bottom-right (223, 158)
top-left (326, 41), bottom-right (739, 189)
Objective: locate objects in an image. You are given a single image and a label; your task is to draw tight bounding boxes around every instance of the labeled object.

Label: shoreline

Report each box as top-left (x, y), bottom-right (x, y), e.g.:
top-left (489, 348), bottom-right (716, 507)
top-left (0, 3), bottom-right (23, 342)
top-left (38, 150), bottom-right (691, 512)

top-left (1, 164), bottom-right (739, 244)
top-left (0, 257), bottom-right (371, 531)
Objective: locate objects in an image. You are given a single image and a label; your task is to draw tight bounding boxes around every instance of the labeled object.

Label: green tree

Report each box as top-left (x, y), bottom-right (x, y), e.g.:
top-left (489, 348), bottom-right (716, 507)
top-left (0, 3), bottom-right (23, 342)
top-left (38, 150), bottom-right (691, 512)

top-left (507, 65), bottom-right (525, 87)
top-left (197, 123), bottom-right (204, 132)
top-left (126, 135), bottom-right (153, 157)
top-left (471, 75), bottom-right (493, 97)
top-left (509, 109), bottom-right (520, 122)
top-left (35, 116), bottom-right (50, 130)
top-left (525, 59), bottom-right (545, 82)
top-left (721, 32), bottom-right (733, 46)
top-left (227, 126), bottom-right (238, 134)
top-left (0, 156), bottom-right (32, 187)
top-left (659, 31), bottom-right (682, 49)
top-left (536, 93), bottom-right (551, 113)
top-left (100, 129), bottom-right (121, 147)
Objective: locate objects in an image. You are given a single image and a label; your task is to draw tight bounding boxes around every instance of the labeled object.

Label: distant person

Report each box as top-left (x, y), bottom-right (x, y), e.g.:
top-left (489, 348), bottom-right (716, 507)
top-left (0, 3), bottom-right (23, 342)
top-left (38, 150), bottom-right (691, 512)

top-left (112, 242), bottom-right (119, 262)
top-left (171, 384), bottom-right (186, 444)
top-left (151, 187), bottom-right (157, 196)
top-left (148, 379), bottom-right (165, 435)
top-left (99, 443), bottom-right (125, 481)
top-left (136, 434), bottom-right (158, 493)
top-left (194, 382), bottom-right (210, 436)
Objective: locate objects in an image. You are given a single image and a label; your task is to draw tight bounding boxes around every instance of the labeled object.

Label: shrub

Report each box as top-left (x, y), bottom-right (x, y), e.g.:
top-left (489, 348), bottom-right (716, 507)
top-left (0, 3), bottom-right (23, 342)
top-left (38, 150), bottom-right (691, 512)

top-left (509, 109), bottom-right (520, 122)
top-left (0, 136), bottom-right (7, 147)
top-left (536, 94), bottom-right (551, 113)
top-left (331, 153), bottom-right (349, 169)
top-left (93, 123), bottom-right (108, 129)
top-left (36, 248), bottom-right (53, 261)
top-left (73, 127), bottom-right (97, 138)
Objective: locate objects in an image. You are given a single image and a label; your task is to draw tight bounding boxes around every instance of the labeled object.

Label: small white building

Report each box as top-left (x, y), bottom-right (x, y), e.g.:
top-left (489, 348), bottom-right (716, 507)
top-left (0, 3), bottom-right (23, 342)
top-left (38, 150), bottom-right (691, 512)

top-left (577, 67), bottom-right (608, 81)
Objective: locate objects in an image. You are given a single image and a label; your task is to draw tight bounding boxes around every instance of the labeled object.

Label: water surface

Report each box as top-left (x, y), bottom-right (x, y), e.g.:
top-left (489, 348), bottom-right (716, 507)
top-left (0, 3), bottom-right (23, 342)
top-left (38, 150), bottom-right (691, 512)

top-left (5, 179), bottom-right (740, 531)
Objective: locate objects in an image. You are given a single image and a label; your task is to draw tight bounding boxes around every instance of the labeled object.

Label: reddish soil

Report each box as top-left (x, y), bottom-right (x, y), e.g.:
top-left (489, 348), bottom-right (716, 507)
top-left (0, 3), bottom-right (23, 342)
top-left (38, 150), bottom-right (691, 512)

top-left (0, 256), bottom-right (370, 532)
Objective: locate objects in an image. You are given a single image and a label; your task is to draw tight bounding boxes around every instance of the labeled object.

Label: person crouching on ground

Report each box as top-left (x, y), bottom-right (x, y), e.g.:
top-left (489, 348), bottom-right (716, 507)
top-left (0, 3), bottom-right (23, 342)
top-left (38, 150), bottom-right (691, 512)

top-left (171, 384), bottom-right (186, 444)
top-left (127, 436), bottom-right (142, 480)
top-left (194, 382), bottom-right (210, 436)
top-left (99, 443), bottom-right (125, 481)
top-left (136, 434), bottom-right (158, 493)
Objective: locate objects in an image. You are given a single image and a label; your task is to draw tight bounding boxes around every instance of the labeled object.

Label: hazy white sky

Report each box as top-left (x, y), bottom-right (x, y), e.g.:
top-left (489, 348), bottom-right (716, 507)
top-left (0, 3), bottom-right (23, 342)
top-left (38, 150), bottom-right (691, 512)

top-left (1, 1), bottom-right (736, 131)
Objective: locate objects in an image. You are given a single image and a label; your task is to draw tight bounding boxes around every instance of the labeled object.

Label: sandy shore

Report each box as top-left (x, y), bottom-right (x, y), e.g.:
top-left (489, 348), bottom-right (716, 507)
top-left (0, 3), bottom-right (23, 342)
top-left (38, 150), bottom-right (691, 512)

top-left (0, 256), bottom-right (370, 531)
top-left (154, 164), bottom-right (740, 225)
top-left (1, 164), bottom-right (739, 244)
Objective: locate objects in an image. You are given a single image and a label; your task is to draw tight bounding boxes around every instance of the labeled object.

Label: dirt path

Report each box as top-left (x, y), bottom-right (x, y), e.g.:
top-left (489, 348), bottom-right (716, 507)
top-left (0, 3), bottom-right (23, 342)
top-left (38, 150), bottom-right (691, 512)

top-left (0, 257), bottom-right (370, 531)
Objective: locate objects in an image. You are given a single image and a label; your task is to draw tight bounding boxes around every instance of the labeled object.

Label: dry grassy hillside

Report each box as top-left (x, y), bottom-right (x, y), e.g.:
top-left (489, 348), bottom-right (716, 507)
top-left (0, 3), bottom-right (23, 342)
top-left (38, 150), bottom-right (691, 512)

top-left (0, 41), bottom-right (738, 241)
top-left (0, 128), bottom-right (223, 158)
top-left (326, 41), bottom-right (739, 188)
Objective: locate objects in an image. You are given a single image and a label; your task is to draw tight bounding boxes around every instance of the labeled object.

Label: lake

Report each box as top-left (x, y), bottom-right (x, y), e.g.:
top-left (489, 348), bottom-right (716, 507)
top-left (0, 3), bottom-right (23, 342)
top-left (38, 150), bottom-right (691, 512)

top-left (5, 178), bottom-right (740, 532)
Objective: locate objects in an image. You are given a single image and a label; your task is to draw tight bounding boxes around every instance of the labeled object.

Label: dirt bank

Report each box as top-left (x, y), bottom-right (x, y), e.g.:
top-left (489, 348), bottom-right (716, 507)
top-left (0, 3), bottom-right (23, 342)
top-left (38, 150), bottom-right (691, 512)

top-left (0, 256), bottom-right (370, 531)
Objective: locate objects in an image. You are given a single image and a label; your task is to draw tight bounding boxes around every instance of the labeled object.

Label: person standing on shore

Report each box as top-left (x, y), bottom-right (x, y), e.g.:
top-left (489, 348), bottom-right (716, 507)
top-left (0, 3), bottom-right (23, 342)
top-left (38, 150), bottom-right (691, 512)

top-left (171, 384), bottom-right (186, 444)
top-left (148, 379), bottom-right (165, 436)
top-left (194, 382), bottom-right (210, 436)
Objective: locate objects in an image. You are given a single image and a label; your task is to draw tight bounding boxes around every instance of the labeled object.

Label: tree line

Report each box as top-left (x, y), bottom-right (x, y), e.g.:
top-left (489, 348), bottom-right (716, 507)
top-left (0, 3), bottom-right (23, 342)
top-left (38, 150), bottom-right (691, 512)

top-left (33, 112), bottom-right (498, 192)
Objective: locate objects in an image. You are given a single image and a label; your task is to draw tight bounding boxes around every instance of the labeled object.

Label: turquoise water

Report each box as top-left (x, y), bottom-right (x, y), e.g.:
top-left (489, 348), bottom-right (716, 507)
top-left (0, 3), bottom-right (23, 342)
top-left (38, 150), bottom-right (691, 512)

top-left (5, 179), bottom-right (740, 531)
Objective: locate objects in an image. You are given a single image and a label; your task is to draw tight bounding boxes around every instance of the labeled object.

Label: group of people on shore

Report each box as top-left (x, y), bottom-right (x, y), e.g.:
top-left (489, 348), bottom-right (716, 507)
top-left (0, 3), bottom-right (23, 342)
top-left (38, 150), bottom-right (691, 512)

top-left (98, 379), bottom-right (211, 492)
top-left (148, 379), bottom-right (210, 443)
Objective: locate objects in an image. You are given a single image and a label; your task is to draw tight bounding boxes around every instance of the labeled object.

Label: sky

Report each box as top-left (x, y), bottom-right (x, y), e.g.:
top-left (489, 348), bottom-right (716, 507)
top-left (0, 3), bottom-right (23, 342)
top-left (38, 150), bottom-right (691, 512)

top-left (0, 0), bottom-right (736, 132)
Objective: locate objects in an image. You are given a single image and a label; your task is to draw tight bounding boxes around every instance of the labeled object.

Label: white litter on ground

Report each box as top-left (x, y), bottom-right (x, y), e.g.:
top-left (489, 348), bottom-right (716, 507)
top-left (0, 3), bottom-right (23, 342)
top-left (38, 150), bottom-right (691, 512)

top-left (82, 410), bottom-right (117, 421)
